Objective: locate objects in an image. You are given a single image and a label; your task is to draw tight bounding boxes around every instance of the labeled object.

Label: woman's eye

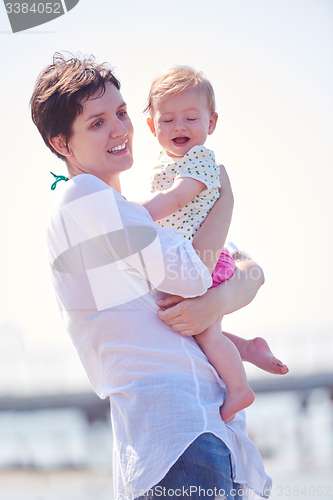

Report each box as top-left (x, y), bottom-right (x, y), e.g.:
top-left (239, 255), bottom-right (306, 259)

top-left (93, 120), bottom-right (103, 128)
top-left (118, 111), bottom-right (127, 118)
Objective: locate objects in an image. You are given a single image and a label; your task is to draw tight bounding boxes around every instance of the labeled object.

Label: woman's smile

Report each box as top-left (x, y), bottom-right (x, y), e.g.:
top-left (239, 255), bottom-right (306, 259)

top-left (107, 141), bottom-right (128, 154)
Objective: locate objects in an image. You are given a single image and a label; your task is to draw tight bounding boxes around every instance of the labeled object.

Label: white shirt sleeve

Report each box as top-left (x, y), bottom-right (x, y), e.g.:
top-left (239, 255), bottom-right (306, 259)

top-left (113, 191), bottom-right (213, 298)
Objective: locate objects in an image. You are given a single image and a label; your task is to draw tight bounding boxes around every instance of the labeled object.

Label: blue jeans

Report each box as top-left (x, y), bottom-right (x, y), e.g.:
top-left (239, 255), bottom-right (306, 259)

top-left (138, 433), bottom-right (242, 499)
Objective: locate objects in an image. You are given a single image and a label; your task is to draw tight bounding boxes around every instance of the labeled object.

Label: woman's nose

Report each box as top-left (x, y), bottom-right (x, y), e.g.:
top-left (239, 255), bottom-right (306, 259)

top-left (110, 118), bottom-right (128, 138)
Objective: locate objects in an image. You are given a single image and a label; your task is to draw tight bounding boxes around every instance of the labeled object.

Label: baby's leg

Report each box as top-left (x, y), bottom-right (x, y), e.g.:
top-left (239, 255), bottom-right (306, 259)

top-left (195, 320), bottom-right (255, 423)
top-left (222, 332), bottom-right (289, 375)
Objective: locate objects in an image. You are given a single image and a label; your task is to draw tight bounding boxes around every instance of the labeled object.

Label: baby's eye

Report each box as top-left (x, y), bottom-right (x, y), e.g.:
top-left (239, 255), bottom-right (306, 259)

top-left (187, 118), bottom-right (197, 122)
top-left (163, 119), bottom-right (173, 123)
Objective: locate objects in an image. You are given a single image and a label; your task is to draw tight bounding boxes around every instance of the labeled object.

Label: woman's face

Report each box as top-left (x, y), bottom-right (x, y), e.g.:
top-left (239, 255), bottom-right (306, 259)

top-left (66, 83), bottom-right (134, 187)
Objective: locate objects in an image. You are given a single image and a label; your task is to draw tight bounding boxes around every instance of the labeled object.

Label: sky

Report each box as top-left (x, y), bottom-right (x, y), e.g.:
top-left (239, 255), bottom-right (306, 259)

top-left (0, 0), bottom-right (332, 383)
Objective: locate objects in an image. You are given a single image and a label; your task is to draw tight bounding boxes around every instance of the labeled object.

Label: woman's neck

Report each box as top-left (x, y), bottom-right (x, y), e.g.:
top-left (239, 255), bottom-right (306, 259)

top-left (108, 176), bottom-right (122, 193)
top-left (66, 164), bottom-right (122, 193)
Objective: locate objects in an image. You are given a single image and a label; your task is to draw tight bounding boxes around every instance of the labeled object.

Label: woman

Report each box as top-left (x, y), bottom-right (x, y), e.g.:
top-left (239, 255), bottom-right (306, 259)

top-left (31, 53), bottom-right (271, 500)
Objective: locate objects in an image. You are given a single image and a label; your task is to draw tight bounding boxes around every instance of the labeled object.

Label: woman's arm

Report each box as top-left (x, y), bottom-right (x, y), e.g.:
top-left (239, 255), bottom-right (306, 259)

top-left (156, 259), bottom-right (264, 336)
top-left (191, 166), bottom-right (234, 274)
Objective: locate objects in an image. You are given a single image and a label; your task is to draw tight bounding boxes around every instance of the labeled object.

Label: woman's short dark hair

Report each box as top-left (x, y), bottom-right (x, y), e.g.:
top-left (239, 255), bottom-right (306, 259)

top-left (30, 52), bottom-right (121, 161)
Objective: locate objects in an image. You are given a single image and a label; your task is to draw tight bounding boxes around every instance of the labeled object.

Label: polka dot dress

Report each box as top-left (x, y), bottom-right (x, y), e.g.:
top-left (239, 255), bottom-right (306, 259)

top-left (150, 145), bottom-right (221, 240)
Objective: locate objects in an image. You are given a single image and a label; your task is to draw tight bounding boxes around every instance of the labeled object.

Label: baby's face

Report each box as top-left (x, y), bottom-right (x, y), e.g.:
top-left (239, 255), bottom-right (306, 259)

top-left (147, 87), bottom-right (218, 158)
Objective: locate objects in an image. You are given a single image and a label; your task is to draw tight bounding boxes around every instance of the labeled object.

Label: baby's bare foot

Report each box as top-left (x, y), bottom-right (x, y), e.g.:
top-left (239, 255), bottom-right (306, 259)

top-left (220, 386), bottom-right (255, 423)
top-left (245, 337), bottom-right (289, 375)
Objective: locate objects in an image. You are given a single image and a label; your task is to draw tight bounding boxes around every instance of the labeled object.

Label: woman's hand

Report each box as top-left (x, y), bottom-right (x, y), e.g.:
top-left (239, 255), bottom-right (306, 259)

top-left (218, 164), bottom-right (233, 197)
top-left (157, 259), bottom-right (265, 336)
top-left (157, 291), bottom-right (217, 336)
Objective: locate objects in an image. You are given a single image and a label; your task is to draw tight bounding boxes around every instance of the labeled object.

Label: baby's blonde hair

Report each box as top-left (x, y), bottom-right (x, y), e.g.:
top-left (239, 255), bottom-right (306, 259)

top-left (144, 66), bottom-right (216, 117)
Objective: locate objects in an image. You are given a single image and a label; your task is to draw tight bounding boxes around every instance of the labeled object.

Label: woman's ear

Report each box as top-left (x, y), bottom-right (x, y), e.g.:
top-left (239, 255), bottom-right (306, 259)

top-left (208, 113), bottom-right (218, 135)
top-left (49, 135), bottom-right (72, 157)
top-left (147, 117), bottom-right (156, 136)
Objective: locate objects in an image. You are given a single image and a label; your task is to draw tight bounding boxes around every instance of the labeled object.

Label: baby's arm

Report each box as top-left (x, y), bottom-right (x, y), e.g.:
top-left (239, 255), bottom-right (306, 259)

top-left (143, 177), bottom-right (206, 222)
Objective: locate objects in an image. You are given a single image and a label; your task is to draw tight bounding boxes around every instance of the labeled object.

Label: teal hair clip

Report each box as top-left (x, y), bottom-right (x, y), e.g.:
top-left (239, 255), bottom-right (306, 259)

top-left (50, 172), bottom-right (69, 190)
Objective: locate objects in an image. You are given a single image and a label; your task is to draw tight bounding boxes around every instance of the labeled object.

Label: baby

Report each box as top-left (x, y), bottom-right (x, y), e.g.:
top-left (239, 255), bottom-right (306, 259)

top-left (142, 66), bottom-right (288, 422)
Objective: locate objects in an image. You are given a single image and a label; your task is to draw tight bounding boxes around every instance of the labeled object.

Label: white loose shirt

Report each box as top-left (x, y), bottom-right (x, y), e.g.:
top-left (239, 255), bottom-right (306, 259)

top-left (46, 174), bottom-right (271, 500)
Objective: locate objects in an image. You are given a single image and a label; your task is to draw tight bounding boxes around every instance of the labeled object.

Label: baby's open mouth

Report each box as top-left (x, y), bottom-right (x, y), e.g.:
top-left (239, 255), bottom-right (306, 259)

top-left (172, 137), bottom-right (190, 145)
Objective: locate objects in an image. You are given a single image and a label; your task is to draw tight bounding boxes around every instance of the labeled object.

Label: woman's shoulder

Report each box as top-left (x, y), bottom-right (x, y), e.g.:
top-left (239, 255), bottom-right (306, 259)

top-left (46, 174), bottom-right (114, 223)
top-left (47, 173), bottom-right (153, 227)
top-left (65, 173), bottom-right (110, 198)
top-left (49, 174), bottom-right (119, 208)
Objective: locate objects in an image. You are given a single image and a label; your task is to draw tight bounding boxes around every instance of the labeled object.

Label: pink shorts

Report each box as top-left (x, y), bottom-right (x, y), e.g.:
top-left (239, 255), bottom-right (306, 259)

top-left (210, 248), bottom-right (236, 288)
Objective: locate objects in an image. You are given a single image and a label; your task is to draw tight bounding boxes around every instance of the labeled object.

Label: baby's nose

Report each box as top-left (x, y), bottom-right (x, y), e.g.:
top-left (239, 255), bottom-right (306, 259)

top-left (173, 119), bottom-right (187, 131)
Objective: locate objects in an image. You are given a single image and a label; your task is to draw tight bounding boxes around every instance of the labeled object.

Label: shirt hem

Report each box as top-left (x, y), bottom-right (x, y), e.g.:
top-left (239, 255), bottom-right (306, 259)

top-left (117, 430), bottom-right (271, 500)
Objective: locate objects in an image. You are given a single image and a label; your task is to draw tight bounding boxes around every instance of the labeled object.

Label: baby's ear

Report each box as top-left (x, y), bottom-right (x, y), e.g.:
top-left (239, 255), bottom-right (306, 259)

top-left (147, 117), bottom-right (156, 136)
top-left (208, 112), bottom-right (218, 135)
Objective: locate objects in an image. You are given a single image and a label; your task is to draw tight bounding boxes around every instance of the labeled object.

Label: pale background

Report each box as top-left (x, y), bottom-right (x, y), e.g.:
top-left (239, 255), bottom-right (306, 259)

top-left (0, 1), bottom-right (332, 498)
top-left (0, 0), bottom-right (332, 382)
